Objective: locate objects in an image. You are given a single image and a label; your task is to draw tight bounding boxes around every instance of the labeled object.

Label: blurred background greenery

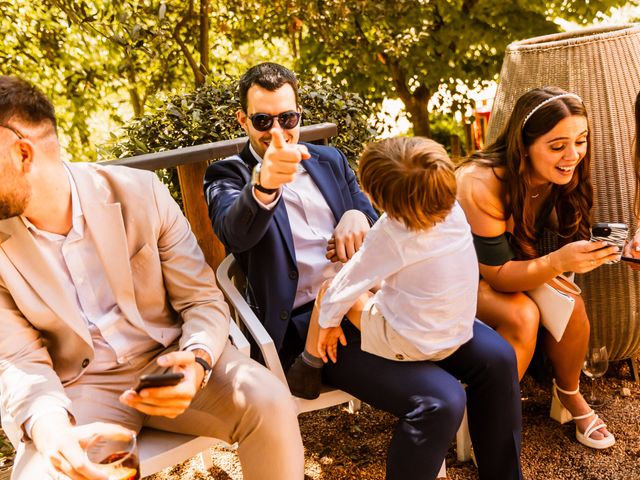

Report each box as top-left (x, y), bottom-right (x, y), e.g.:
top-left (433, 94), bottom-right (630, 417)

top-left (1, 0), bottom-right (637, 164)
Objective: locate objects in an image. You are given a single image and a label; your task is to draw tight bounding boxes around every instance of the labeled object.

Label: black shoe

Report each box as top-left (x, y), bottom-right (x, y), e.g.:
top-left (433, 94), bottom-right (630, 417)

top-left (285, 355), bottom-right (323, 400)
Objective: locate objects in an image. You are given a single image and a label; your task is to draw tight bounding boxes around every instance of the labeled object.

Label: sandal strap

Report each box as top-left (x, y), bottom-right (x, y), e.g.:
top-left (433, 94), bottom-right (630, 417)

top-left (582, 414), bottom-right (608, 439)
top-left (573, 410), bottom-right (595, 421)
top-left (553, 378), bottom-right (580, 396)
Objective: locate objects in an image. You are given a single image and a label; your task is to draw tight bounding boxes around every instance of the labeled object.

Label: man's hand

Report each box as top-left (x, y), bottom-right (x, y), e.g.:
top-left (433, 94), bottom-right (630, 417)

top-left (326, 210), bottom-right (370, 263)
top-left (259, 129), bottom-right (310, 191)
top-left (623, 228), bottom-right (640, 271)
top-left (119, 351), bottom-right (201, 418)
top-left (32, 414), bottom-right (133, 480)
top-left (317, 326), bottom-right (347, 364)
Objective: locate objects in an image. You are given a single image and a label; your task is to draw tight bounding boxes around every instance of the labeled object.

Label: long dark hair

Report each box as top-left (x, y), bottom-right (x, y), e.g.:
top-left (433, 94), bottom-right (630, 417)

top-left (464, 86), bottom-right (593, 259)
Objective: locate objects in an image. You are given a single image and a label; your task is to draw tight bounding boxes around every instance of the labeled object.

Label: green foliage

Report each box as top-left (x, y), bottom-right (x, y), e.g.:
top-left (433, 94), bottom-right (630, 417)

top-left (105, 75), bottom-right (375, 164)
top-left (429, 112), bottom-right (466, 157)
top-left (225, 0), bottom-right (630, 136)
top-left (103, 75), bottom-right (376, 203)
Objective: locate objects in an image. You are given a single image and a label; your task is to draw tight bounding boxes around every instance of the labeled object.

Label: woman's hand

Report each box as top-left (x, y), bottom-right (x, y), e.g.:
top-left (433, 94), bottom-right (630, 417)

top-left (549, 240), bottom-right (620, 273)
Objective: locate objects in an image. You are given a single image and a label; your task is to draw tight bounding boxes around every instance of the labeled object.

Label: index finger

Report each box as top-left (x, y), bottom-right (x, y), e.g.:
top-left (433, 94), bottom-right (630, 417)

top-left (270, 129), bottom-right (286, 149)
top-left (157, 351), bottom-right (195, 368)
top-left (60, 442), bottom-right (107, 480)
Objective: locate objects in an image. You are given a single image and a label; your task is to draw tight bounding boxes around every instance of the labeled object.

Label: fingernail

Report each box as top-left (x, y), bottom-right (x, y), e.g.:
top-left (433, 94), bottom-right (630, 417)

top-left (635, 245), bottom-right (640, 252)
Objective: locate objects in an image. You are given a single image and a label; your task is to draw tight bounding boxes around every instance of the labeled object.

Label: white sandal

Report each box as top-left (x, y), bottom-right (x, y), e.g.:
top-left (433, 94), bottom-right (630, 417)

top-left (550, 379), bottom-right (616, 449)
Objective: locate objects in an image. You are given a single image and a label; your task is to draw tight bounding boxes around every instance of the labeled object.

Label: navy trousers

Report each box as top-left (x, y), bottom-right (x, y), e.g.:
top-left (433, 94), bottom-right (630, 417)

top-left (320, 321), bottom-right (523, 480)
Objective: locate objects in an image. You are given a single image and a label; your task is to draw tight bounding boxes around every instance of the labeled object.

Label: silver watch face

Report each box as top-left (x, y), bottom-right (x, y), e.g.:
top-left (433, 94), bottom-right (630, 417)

top-left (251, 163), bottom-right (262, 186)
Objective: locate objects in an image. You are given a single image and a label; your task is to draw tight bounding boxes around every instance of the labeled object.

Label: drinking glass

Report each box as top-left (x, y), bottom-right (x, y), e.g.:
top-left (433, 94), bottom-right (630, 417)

top-left (85, 430), bottom-right (140, 480)
top-left (582, 345), bottom-right (609, 407)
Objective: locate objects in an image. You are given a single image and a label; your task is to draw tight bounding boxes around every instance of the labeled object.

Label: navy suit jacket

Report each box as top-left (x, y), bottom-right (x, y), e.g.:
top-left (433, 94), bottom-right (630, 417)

top-left (204, 141), bottom-right (378, 351)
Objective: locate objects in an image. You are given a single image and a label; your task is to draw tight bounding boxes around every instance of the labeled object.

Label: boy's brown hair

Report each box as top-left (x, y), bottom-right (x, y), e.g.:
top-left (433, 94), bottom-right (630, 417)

top-left (358, 136), bottom-right (456, 231)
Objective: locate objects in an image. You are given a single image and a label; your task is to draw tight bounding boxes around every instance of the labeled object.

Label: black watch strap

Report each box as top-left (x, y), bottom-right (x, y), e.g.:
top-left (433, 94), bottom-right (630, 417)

top-left (254, 183), bottom-right (278, 194)
top-left (194, 356), bottom-right (212, 373)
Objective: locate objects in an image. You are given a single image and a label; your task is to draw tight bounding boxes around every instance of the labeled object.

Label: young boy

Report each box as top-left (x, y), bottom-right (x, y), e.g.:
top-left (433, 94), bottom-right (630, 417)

top-left (286, 136), bottom-right (479, 399)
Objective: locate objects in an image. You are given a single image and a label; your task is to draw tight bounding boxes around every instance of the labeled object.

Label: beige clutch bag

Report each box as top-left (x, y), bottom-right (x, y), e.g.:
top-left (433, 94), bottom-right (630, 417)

top-left (526, 274), bottom-right (582, 342)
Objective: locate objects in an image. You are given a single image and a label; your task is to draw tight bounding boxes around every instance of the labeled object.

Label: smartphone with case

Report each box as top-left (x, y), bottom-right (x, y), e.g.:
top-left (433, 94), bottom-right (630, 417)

top-left (134, 372), bottom-right (184, 393)
top-left (589, 222), bottom-right (628, 264)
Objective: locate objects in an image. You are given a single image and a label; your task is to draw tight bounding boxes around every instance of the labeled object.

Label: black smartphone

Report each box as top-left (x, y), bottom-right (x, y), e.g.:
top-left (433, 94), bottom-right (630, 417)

top-left (134, 372), bottom-right (184, 393)
top-left (621, 256), bottom-right (640, 265)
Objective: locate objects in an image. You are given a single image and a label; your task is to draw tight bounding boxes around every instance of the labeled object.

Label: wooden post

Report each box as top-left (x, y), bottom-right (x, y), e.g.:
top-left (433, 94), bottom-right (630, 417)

top-left (176, 162), bottom-right (226, 271)
top-left (450, 134), bottom-right (461, 162)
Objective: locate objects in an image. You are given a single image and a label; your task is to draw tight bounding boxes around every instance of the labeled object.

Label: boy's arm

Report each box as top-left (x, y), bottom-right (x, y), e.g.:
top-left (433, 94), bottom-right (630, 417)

top-left (318, 224), bottom-right (406, 328)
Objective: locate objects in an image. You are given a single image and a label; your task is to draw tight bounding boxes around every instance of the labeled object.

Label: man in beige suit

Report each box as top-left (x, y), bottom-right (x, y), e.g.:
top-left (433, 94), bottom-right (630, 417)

top-left (0, 76), bottom-right (304, 480)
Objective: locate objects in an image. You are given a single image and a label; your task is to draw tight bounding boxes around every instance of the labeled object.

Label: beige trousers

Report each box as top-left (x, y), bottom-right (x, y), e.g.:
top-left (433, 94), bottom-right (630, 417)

top-left (12, 342), bottom-right (304, 480)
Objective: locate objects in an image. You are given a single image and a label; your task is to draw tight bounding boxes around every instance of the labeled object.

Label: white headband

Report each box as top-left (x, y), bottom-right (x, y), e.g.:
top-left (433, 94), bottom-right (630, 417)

top-left (522, 93), bottom-right (583, 128)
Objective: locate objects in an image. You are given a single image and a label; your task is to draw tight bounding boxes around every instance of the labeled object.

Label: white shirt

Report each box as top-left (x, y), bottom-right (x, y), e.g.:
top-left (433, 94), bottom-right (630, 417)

top-left (318, 203), bottom-right (478, 358)
top-left (249, 144), bottom-right (340, 308)
top-left (21, 167), bottom-right (159, 365)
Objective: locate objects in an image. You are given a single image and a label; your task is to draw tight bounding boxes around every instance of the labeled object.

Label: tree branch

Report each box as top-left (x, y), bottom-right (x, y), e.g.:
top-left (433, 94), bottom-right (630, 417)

top-left (199, 0), bottom-right (209, 77)
top-left (173, 0), bottom-right (204, 86)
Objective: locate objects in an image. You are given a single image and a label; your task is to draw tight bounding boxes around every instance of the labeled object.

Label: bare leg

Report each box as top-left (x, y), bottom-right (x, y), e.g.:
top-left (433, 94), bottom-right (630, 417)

top-left (544, 294), bottom-right (612, 440)
top-left (476, 280), bottom-right (539, 379)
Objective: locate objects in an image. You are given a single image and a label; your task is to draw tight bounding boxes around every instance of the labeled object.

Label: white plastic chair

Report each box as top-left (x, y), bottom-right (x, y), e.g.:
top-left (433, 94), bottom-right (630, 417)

top-left (138, 320), bottom-right (249, 478)
top-left (216, 255), bottom-right (462, 478)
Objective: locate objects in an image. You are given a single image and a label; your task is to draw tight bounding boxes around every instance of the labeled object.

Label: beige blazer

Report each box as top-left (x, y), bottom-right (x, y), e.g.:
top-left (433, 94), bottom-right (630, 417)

top-left (0, 162), bottom-right (229, 444)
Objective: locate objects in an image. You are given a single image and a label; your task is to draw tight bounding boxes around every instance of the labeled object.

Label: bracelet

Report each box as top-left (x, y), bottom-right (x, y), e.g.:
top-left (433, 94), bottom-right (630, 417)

top-left (545, 252), bottom-right (563, 275)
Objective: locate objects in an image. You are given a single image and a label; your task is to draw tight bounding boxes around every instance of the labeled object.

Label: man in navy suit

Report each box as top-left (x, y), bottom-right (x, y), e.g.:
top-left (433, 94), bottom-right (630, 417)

top-left (204, 62), bottom-right (523, 480)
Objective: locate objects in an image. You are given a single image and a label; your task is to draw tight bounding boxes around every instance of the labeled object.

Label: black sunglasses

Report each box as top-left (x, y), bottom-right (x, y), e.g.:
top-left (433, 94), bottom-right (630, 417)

top-left (248, 111), bottom-right (301, 132)
top-left (0, 123), bottom-right (24, 139)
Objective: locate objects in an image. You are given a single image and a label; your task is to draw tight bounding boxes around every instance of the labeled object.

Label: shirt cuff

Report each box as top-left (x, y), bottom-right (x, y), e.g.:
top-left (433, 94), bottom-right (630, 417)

top-left (251, 187), bottom-right (281, 210)
top-left (185, 344), bottom-right (215, 365)
top-left (24, 407), bottom-right (69, 439)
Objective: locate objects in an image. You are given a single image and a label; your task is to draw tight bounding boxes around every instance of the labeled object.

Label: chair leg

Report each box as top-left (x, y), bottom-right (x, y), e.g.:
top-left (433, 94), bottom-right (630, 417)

top-left (347, 399), bottom-right (361, 413)
top-left (199, 450), bottom-right (214, 471)
top-left (631, 357), bottom-right (640, 383)
top-left (456, 408), bottom-right (472, 462)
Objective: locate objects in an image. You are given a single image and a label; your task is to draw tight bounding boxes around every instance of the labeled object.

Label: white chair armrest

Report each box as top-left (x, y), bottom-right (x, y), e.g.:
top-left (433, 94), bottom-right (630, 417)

top-left (216, 255), bottom-right (288, 384)
top-left (228, 319), bottom-right (250, 357)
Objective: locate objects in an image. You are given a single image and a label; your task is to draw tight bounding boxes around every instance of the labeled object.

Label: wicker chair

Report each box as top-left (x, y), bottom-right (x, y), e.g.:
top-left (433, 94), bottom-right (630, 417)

top-left (486, 24), bottom-right (640, 361)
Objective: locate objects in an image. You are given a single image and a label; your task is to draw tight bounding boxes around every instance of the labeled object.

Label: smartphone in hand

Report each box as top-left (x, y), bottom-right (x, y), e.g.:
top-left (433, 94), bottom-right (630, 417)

top-left (134, 372), bottom-right (184, 393)
top-left (590, 222), bottom-right (628, 264)
top-left (621, 256), bottom-right (640, 265)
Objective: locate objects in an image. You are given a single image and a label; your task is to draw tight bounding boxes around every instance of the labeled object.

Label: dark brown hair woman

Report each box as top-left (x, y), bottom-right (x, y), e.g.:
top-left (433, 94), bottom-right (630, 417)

top-left (457, 86), bottom-right (618, 450)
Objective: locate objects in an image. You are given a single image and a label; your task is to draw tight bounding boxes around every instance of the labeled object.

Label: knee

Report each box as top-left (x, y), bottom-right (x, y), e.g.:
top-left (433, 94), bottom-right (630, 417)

top-left (482, 332), bottom-right (519, 381)
top-left (402, 388), bottom-right (466, 441)
top-left (504, 296), bottom-right (540, 343)
top-left (242, 371), bottom-right (298, 426)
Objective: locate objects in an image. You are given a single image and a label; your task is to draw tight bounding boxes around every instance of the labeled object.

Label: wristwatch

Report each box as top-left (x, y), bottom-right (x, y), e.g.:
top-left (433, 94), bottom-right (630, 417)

top-left (191, 349), bottom-right (213, 390)
top-left (251, 163), bottom-right (278, 194)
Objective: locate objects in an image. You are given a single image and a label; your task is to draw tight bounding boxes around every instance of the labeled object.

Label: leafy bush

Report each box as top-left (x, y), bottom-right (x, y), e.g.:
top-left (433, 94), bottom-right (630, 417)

top-left (102, 75), bottom-right (376, 206)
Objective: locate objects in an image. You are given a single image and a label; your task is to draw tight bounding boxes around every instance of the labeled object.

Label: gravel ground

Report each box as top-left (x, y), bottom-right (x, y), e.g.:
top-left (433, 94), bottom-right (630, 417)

top-left (1, 362), bottom-right (639, 479)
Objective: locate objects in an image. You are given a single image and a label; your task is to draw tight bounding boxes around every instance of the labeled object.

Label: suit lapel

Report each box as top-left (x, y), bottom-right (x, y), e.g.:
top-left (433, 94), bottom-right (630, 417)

top-left (0, 217), bottom-right (92, 345)
top-left (240, 142), bottom-right (298, 265)
top-left (68, 165), bottom-right (146, 331)
top-left (301, 150), bottom-right (345, 223)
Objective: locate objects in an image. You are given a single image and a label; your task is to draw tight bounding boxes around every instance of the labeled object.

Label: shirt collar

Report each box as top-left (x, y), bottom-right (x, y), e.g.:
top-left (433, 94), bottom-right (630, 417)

top-left (248, 143), bottom-right (262, 164)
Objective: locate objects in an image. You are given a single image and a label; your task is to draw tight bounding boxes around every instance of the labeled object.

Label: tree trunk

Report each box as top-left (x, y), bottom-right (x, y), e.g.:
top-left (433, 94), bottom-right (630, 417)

top-left (386, 57), bottom-right (431, 137)
top-left (404, 94), bottom-right (431, 137)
